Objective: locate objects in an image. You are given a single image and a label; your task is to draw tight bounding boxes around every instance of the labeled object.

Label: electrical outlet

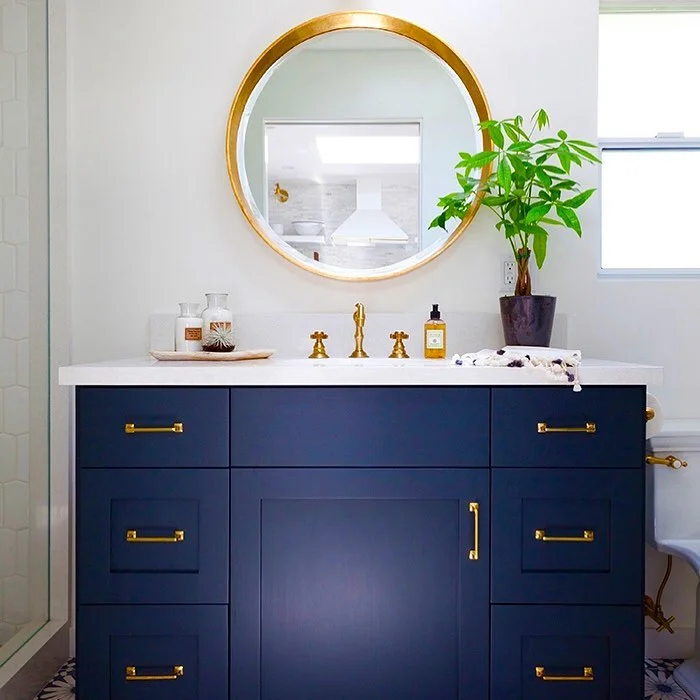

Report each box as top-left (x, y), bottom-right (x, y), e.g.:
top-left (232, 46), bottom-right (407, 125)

top-left (502, 259), bottom-right (516, 291)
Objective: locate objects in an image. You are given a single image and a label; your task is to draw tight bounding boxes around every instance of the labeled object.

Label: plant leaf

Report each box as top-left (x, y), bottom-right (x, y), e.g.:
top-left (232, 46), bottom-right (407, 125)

top-left (569, 139), bottom-right (598, 148)
top-left (535, 109), bottom-right (550, 130)
top-left (488, 124), bottom-right (505, 149)
top-left (569, 144), bottom-right (602, 163)
top-left (429, 212), bottom-right (447, 230)
top-left (532, 230), bottom-right (548, 269)
top-left (497, 158), bottom-right (512, 193)
top-left (557, 129), bottom-right (568, 140)
top-left (482, 195), bottom-right (506, 206)
top-left (468, 151), bottom-right (499, 168)
top-left (557, 150), bottom-right (572, 173)
top-left (535, 167), bottom-right (552, 188)
top-left (507, 154), bottom-right (527, 178)
top-left (525, 203), bottom-right (552, 224)
top-left (556, 205), bottom-right (582, 236)
top-left (503, 122), bottom-right (520, 143)
top-left (562, 188), bottom-right (595, 208)
top-left (508, 142), bottom-right (534, 153)
top-left (541, 217), bottom-right (564, 226)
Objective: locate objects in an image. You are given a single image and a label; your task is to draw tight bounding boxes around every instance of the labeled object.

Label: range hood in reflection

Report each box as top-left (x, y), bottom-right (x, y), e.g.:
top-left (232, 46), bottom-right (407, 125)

top-left (331, 177), bottom-right (409, 246)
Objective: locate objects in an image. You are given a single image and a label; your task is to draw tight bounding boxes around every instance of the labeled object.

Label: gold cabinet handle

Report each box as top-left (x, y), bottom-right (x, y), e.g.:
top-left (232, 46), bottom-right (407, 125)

top-left (538, 422), bottom-right (596, 434)
top-left (125, 422), bottom-right (183, 434)
top-left (125, 665), bottom-right (184, 681)
top-left (535, 666), bottom-right (593, 682)
top-left (535, 529), bottom-right (594, 543)
top-left (126, 529), bottom-right (185, 543)
top-left (646, 454), bottom-right (688, 469)
top-left (468, 502), bottom-right (479, 561)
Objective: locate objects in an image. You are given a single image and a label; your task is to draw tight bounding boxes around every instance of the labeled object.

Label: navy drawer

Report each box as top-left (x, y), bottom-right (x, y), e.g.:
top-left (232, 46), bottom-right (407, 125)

top-left (77, 387), bottom-right (229, 468)
top-left (77, 604), bottom-right (227, 700)
top-left (491, 469), bottom-right (643, 604)
top-left (231, 387), bottom-right (489, 467)
top-left (78, 469), bottom-right (229, 604)
top-left (491, 386), bottom-right (646, 467)
top-left (492, 605), bottom-right (643, 700)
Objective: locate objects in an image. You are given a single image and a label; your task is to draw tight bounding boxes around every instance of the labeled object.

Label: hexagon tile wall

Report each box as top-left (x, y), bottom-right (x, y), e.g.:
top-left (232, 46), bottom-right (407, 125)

top-left (0, 0), bottom-right (31, 648)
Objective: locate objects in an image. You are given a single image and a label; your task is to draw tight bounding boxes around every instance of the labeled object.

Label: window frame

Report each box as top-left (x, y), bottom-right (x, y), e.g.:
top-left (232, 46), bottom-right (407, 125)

top-left (598, 8), bottom-right (700, 276)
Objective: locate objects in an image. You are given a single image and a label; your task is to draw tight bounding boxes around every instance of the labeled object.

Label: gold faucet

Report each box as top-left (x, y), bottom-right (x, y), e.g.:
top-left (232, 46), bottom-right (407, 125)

top-left (349, 303), bottom-right (369, 358)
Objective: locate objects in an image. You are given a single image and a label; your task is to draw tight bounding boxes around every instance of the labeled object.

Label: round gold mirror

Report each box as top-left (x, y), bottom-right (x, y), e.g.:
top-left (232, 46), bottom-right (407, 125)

top-left (226, 12), bottom-right (491, 281)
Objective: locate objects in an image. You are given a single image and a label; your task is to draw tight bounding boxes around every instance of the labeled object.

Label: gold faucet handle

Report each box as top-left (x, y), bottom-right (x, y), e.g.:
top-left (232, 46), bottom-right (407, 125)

top-left (309, 331), bottom-right (329, 359)
top-left (389, 331), bottom-right (410, 359)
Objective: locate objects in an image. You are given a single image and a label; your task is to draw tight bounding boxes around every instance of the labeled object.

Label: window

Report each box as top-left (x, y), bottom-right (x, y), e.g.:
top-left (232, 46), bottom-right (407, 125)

top-left (599, 8), bottom-right (700, 272)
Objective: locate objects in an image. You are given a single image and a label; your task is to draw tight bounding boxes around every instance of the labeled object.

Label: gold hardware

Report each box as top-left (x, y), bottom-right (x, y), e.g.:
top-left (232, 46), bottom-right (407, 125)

top-left (645, 554), bottom-right (676, 633)
top-left (126, 529), bottom-right (185, 543)
top-left (349, 303), bottom-right (369, 358)
top-left (226, 12), bottom-right (492, 283)
top-left (389, 331), bottom-right (409, 359)
top-left (535, 666), bottom-right (593, 682)
top-left (273, 182), bottom-right (289, 203)
top-left (646, 454), bottom-right (688, 469)
top-left (125, 422), bottom-right (183, 434)
top-left (646, 408), bottom-right (656, 421)
top-left (309, 331), bottom-right (329, 359)
top-left (468, 502), bottom-right (479, 561)
top-left (535, 529), bottom-right (594, 543)
top-left (537, 422), bottom-right (596, 434)
top-left (125, 665), bottom-right (184, 681)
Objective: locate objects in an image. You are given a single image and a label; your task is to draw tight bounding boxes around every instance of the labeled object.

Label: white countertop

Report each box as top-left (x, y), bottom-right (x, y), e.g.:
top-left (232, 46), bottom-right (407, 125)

top-left (58, 356), bottom-right (663, 387)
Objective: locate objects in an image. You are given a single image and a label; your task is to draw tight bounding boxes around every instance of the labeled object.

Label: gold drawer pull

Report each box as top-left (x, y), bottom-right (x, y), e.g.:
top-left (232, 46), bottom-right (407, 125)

top-left (535, 529), bottom-right (594, 543)
top-left (538, 422), bottom-right (596, 434)
top-left (125, 665), bottom-right (184, 681)
top-left (125, 422), bottom-right (184, 434)
top-left (126, 529), bottom-right (185, 543)
top-left (468, 502), bottom-right (479, 561)
top-left (535, 666), bottom-right (593, 682)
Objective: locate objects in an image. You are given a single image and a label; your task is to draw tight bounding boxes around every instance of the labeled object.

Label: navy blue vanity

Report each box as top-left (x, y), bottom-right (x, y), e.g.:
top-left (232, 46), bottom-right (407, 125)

top-left (69, 376), bottom-right (648, 700)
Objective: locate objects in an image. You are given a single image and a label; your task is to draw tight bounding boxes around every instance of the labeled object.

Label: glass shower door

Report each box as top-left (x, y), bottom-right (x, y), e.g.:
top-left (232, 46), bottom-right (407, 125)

top-left (0, 0), bottom-right (50, 666)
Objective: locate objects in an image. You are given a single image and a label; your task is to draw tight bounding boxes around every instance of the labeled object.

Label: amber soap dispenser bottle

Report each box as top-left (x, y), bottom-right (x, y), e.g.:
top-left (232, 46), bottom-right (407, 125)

top-left (424, 304), bottom-right (447, 359)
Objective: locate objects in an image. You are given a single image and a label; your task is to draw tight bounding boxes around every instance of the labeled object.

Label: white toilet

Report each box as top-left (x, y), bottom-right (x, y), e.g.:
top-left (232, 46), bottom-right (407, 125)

top-left (647, 424), bottom-right (700, 698)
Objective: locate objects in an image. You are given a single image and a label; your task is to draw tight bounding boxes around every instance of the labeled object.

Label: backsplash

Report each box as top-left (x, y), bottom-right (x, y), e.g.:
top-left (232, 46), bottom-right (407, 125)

top-left (150, 311), bottom-right (569, 359)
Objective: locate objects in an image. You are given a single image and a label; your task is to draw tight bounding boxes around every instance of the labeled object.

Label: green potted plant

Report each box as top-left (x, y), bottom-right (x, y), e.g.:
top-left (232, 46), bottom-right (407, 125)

top-left (430, 109), bottom-right (600, 346)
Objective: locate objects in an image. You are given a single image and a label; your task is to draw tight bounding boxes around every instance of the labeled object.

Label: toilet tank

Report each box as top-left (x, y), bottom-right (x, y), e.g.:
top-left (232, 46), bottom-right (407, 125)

top-left (646, 425), bottom-right (700, 547)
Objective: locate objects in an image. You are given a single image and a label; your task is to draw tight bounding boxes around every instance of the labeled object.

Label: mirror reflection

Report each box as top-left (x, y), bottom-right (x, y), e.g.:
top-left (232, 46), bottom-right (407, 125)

top-left (231, 17), bottom-right (489, 280)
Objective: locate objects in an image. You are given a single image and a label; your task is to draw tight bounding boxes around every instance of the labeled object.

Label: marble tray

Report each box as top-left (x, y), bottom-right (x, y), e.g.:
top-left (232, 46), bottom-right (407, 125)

top-left (150, 349), bottom-right (275, 362)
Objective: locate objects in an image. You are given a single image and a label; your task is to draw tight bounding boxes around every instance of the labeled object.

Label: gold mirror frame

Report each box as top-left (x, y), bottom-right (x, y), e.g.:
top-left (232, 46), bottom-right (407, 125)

top-left (225, 11), bottom-right (492, 282)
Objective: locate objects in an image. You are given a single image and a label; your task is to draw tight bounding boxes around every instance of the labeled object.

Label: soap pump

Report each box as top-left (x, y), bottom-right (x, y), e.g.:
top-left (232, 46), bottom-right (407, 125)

top-left (424, 304), bottom-right (447, 359)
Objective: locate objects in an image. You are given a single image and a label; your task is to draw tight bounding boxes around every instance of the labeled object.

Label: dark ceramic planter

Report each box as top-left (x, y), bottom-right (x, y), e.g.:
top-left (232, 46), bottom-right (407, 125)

top-left (499, 294), bottom-right (556, 347)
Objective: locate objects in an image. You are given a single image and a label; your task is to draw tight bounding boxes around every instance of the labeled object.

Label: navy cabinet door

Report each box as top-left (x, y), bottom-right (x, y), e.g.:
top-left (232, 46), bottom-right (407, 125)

top-left (231, 469), bottom-right (489, 700)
